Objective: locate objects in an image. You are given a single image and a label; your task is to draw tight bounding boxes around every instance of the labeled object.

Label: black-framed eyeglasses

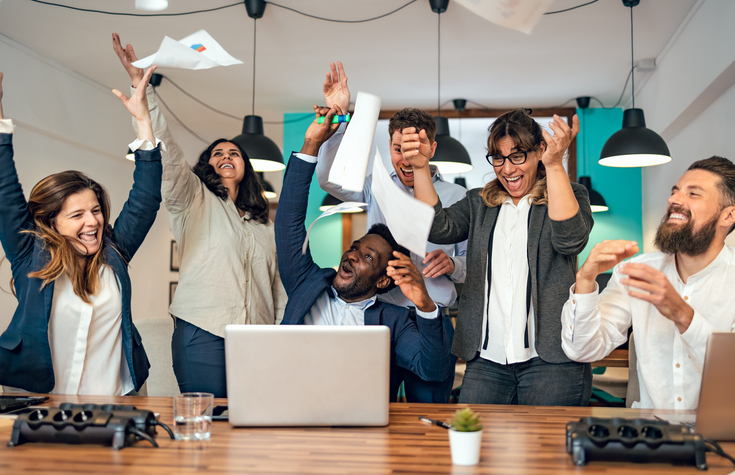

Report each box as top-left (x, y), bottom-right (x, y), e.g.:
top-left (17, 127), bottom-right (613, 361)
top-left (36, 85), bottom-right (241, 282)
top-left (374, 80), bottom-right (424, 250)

top-left (485, 150), bottom-right (529, 167)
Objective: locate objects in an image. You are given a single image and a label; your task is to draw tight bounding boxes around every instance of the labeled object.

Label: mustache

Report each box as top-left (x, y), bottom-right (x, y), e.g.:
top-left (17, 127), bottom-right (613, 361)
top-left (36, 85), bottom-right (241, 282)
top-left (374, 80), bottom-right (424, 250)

top-left (666, 205), bottom-right (690, 219)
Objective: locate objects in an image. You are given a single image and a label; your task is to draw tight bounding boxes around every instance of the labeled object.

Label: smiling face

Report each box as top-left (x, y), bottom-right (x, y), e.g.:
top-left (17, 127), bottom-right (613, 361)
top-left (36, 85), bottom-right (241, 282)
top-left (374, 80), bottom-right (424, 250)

top-left (654, 169), bottom-right (728, 255)
top-left (53, 188), bottom-right (105, 257)
top-left (333, 234), bottom-right (392, 302)
top-left (491, 136), bottom-right (544, 204)
top-left (208, 141), bottom-right (246, 185)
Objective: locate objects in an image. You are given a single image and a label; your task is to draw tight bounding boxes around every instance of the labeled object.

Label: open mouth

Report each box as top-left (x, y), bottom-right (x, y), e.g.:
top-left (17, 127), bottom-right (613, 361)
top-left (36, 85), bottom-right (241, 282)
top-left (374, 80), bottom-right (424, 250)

top-left (79, 230), bottom-right (98, 244)
top-left (339, 260), bottom-right (354, 278)
top-left (219, 163), bottom-right (235, 169)
top-left (503, 174), bottom-right (524, 191)
top-left (400, 167), bottom-right (414, 180)
top-left (668, 212), bottom-right (689, 223)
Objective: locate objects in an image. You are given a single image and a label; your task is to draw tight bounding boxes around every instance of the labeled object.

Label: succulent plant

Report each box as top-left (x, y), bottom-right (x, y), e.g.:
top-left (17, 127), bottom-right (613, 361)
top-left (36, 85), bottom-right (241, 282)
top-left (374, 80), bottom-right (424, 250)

top-left (448, 407), bottom-right (483, 432)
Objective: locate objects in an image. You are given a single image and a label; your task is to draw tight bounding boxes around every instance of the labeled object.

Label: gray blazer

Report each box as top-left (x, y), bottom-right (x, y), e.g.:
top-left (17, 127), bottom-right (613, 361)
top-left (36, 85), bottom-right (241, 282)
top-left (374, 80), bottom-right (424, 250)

top-left (430, 182), bottom-right (593, 363)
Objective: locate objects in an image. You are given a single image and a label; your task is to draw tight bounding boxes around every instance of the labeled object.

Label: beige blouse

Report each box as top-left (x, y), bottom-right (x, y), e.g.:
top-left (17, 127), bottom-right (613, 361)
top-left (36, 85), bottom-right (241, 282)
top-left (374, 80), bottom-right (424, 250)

top-left (135, 86), bottom-right (286, 338)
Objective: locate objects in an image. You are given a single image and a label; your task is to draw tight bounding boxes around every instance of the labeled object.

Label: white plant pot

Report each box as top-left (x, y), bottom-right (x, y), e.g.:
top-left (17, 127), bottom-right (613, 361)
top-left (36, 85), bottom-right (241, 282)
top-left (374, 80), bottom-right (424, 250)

top-left (448, 429), bottom-right (483, 465)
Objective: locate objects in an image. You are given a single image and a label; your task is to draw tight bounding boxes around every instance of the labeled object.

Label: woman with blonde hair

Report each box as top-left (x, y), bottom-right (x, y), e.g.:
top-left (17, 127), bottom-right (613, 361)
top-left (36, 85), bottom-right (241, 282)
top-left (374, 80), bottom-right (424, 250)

top-left (0, 68), bottom-right (162, 395)
top-left (407, 110), bottom-right (594, 405)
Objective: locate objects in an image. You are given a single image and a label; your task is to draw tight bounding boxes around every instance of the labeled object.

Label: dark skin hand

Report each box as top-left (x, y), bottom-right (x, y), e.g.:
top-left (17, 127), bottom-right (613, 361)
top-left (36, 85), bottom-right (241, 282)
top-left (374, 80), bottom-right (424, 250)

top-left (301, 105), bottom-right (344, 156)
top-left (386, 251), bottom-right (436, 313)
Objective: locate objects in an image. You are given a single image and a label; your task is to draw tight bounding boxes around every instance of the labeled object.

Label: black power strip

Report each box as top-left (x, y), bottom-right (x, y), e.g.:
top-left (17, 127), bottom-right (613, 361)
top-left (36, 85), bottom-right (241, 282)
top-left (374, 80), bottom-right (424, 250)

top-left (7, 404), bottom-right (174, 450)
top-left (566, 417), bottom-right (707, 470)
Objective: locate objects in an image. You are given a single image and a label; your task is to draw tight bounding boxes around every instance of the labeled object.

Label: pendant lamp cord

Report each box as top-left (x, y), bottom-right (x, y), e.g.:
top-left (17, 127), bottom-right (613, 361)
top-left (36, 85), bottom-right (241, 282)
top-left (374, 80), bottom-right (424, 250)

top-left (437, 11), bottom-right (441, 116)
top-left (252, 17), bottom-right (257, 116)
top-left (630, 4), bottom-right (634, 109)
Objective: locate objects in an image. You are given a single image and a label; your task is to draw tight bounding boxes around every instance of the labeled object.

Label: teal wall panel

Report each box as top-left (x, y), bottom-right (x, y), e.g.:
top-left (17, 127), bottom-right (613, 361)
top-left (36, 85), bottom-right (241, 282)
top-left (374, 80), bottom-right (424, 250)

top-left (283, 112), bottom-right (343, 269)
top-left (576, 108), bottom-right (643, 267)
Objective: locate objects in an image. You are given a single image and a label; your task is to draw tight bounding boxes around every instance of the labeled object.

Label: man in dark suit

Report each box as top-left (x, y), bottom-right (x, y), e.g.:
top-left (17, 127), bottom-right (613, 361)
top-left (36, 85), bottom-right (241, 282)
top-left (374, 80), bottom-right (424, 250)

top-left (275, 105), bottom-right (452, 400)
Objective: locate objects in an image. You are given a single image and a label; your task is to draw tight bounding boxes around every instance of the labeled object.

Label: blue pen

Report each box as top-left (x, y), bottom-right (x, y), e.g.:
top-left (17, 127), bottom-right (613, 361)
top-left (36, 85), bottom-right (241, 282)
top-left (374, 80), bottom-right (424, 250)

top-left (317, 113), bottom-right (351, 125)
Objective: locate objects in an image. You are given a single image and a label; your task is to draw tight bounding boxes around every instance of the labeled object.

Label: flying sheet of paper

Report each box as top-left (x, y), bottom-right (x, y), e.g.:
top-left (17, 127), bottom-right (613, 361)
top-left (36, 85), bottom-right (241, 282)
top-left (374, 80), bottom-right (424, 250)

top-left (370, 150), bottom-right (434, 258)
top-left (328, 91), bottom-right (381, 192)
top-left (302, 201), bottom-right (368, 255)
top-left (132, 30), bottom-right (243, 70)
top-left (454, 0), bottom-right (554, 34)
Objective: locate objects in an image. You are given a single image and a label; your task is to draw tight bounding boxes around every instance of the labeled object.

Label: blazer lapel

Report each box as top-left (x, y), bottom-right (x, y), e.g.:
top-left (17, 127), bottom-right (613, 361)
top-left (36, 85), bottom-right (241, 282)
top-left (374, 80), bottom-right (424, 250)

top-left (364, 301), bottom-right (381, 326)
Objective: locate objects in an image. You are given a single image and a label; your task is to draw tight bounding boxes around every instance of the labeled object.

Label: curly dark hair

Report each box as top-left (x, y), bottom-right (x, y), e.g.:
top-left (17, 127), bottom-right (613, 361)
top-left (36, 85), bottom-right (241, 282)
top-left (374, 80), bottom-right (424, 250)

top-left (366, 223), bottom-right (409, 294)
top-left (192, 138), bottom-right (269, 224)
top-left (388, 108), bottom-right (438, 143)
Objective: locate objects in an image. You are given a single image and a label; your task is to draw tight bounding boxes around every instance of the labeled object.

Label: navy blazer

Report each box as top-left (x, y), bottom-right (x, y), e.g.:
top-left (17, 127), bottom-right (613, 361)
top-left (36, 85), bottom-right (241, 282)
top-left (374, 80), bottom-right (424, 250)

top-left (0, 132), bottom-right (162, 393)
top-left (275, 154), bottom-right (451, 398)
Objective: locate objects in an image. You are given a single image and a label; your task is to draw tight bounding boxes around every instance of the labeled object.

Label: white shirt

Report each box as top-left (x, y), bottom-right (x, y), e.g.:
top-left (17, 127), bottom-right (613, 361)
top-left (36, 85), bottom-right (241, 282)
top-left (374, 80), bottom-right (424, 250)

top-left (49, 266), bottom-right (133, 395)
top-left (561, 246), bottom-right (735, 409)
top-left (304, 287), bottom-right (439, 326)
top-left (479, 195), bottom-right (537, 364)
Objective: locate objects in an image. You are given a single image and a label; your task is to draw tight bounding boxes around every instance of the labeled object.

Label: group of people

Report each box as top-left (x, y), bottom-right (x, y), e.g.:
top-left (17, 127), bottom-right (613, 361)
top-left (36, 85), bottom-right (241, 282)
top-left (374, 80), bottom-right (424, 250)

top-left (1, 38), bottom-right (733, 409)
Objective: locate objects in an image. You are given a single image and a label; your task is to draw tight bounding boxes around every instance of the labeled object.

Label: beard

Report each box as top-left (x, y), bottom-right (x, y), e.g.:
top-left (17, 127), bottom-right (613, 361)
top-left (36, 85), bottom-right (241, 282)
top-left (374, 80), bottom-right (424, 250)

top-left (333, 261), bottom-right (383, 301)
top-left (654, 206), bottom-right (718, 256)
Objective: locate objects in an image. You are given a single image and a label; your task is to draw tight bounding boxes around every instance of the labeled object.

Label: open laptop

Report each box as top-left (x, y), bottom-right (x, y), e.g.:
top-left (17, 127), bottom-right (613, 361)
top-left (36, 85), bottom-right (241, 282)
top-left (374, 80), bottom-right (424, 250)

top-left (655, 332), bottom-right (735, 441)
top-left (224, 325), bottom-right (390, 427)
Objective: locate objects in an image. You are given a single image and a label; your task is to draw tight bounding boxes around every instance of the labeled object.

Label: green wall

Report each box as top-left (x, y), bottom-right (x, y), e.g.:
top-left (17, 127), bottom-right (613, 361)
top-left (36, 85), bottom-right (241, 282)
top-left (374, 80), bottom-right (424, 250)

top-left (283, 112), bottom-right (343, 268)
top-left (576, 108), bottom-right (643, 266)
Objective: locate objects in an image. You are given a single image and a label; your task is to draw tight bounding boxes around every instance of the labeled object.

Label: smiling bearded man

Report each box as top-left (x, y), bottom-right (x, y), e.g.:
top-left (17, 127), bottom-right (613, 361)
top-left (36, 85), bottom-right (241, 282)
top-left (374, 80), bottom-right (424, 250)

top-left (560, 156), bottom-right (735, 409)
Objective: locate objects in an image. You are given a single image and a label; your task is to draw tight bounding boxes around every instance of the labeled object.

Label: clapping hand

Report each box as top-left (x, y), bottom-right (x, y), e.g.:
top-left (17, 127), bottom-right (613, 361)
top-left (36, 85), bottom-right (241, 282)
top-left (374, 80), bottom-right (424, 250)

top-left (576, 240), bottom-right (638, 294)
top-left (112, 66), bottom-right (158, 144)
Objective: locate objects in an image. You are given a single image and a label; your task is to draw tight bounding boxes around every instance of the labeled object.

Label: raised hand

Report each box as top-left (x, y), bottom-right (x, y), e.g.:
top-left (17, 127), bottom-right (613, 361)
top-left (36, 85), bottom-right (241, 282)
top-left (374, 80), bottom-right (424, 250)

top-left (422, 249), bottom-right (455, 278)
top-left (323, 61), bottom-right (350, 112)
top-left (301, 104), bottom-right (343, 156)
top-left (620, 263), bottom-right (694, 332)
top-left (387, 251), bottom-right (436, 313)
top-left (112, 66), bottom-right (158, 144)
top-left (112, 33), bottom-right (144, 86)
top-left (0, 72), bottom-right (4, 120)
top-left (400, 126), bottom-right (434, 170)
top-left (541, 114), bottom-right (580, 169)
top-left (576, 240), bottom-right (639, 294)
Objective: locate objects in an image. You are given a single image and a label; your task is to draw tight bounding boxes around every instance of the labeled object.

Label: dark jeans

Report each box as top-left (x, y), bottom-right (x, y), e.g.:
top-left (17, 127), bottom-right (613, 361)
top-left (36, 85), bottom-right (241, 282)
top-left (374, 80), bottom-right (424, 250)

top-left (458, 356), bottom-right (592, 406)
top-left (399, 309), bottom-right (457, 403)
top-left (171, 317), bottom-right (227, 398)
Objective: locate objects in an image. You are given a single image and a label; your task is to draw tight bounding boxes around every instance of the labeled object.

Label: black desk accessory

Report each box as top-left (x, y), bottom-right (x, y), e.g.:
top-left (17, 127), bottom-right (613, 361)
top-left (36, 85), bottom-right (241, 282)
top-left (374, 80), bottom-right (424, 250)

top-left (0, 396), bottom-right (49, 414)
top-left (566, 417), bottom-right (707, 469)
top-left (7, 403), bottom-right (174, 450)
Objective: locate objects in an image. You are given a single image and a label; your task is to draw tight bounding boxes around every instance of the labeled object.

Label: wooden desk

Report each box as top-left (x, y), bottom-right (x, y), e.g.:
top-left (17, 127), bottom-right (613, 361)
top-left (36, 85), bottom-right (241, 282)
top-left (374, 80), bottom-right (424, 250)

top-left (592, 349), bottom-right (629, 368)
top-left (1, 395), bottom-right (733, 474)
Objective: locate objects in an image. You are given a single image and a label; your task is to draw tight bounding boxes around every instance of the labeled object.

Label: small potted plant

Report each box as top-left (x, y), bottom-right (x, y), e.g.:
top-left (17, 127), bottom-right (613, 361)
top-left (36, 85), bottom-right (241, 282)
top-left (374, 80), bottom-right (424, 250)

top-left (448, 407), bottom-right (483, 465)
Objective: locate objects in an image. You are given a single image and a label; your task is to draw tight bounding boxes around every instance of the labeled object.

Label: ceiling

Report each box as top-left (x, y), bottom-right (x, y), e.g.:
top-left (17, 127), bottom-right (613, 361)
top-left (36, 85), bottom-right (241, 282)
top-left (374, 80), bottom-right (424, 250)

top-left (0, 0), bottom-right (698, 145)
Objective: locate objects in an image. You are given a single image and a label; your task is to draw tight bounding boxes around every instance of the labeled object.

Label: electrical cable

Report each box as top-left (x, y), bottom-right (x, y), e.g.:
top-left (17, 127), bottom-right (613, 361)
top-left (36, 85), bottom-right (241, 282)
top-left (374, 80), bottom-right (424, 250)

top-left (544, 0), bottom-right (599, 15)
top-left (152, 420), bottom-right (175, 440)
top-left (30, 0), bottom-right (600, 21)
top-left (162, 76), bottom-right (241, 120)
top-left (264, 0), bottom-right (418, 23)
top-left (29, 0), bottom-right (241, 17)
top-left (129, 427), bottom-right (158, 447)
top-left (154, 90), bottom-right (210, 144)
top-left (704, 438), bottom-right (735, 465)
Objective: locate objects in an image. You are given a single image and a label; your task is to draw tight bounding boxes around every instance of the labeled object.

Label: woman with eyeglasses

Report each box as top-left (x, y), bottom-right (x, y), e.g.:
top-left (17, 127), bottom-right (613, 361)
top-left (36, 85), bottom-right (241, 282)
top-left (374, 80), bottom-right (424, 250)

top-left (405, 109), bottom-right (594, 405)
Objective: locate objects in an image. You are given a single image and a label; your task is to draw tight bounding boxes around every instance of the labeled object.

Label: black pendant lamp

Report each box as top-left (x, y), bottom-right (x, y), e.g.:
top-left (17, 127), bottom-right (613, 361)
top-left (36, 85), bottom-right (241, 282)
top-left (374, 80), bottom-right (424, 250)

top-left (429, 0), bottom-right (473, 175)
top-left (578, 176), bottom-right (609, 212)
top-left (599, 0), bottom-right (671, 167)
top-left (231, 0), bottom-right (285, 172)
top-left (576, 97), bottom-right (608, 213)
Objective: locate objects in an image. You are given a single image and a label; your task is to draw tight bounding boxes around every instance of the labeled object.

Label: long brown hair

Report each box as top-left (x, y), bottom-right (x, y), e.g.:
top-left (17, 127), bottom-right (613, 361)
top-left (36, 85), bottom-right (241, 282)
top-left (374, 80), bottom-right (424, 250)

top-left (25, 171), bottom-right (111, 303)
top-left (480, 110), bottom-right (548, 208)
